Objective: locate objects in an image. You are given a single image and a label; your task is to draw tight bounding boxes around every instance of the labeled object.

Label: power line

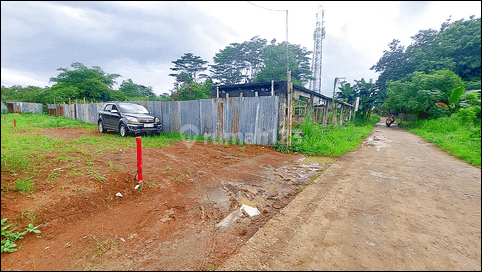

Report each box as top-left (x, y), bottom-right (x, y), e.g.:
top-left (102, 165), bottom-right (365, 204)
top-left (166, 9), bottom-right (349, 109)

top-left (246, 1), bottom-right (286, 12)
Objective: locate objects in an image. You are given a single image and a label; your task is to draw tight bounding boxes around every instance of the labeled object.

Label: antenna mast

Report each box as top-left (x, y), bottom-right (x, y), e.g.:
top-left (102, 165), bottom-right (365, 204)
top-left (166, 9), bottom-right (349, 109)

top-left (309, 3), bottom-right (325, 94)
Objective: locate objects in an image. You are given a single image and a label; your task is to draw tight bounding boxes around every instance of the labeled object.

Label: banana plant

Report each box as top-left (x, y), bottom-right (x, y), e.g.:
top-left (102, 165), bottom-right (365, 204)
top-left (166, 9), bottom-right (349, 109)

top-left (336, 83), bottom-right (356, 104)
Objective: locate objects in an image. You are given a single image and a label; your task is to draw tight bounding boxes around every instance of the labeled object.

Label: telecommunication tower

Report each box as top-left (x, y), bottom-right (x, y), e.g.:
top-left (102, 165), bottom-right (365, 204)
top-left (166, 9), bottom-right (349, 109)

top-left (309, 3), bottom-right (325, 94)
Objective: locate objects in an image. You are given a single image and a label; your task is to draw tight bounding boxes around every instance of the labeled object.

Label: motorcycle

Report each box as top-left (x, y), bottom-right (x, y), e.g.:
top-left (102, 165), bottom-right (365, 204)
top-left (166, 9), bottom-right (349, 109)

top-left (386, 115), bottom-right (395, 127)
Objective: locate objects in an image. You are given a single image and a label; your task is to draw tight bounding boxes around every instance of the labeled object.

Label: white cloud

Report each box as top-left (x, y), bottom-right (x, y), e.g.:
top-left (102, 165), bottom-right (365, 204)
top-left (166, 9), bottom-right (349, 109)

top-left (104, 58), bottom-right (175, 95)
top-left (1, 68), bottom-right (51, 88)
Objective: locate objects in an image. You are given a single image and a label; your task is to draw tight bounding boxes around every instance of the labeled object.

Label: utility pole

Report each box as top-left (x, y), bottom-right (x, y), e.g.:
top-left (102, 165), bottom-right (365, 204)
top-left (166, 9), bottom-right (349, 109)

top-left (246, 1), bottom-right (291, 146)
top-left (286, 9), bottom-right (292, 148)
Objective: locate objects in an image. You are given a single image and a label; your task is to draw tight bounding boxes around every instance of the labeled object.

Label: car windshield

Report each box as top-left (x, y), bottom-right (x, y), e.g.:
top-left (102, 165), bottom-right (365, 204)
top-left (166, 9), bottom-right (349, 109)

top-left (118, 104), bottom-right (149, 114)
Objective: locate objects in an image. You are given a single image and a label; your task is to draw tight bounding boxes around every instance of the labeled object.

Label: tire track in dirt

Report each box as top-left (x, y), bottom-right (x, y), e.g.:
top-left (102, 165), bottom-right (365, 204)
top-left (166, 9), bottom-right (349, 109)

top-left (219, 151), bottom-right (375, 270)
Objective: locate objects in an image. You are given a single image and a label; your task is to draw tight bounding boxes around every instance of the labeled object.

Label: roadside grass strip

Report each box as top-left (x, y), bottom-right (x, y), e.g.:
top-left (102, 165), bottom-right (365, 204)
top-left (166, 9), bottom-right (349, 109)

top-left (274, 114), bottom-right (380, 157)
top-left (400, 117), bottom-right (481, 168)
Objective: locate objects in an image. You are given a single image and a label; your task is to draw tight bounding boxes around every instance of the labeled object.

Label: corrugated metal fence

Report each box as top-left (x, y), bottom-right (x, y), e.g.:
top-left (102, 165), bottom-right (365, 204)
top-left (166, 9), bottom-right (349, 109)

top-left (47, 103), bottom-right (103, 124)
top-left (5, 102), bottom-right (43, 114)
top-left (45, 96), bottom-right (279, 145)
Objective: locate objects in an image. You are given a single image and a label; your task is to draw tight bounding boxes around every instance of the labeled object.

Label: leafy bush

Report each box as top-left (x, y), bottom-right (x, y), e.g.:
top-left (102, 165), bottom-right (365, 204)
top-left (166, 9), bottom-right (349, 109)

top-left (427, 104), bottom-right (450, 119)
top-left (459, 92), bottom-right (481, 108)
top-left (383, 69), bottom-right (464, 119)
top-left (452, 106), bottom-right (481, 124)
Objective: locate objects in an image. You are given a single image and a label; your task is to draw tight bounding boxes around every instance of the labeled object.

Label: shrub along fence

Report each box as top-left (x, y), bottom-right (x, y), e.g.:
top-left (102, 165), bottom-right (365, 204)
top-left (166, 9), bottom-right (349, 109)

top-left (45, 97), bottom-right (279, 145)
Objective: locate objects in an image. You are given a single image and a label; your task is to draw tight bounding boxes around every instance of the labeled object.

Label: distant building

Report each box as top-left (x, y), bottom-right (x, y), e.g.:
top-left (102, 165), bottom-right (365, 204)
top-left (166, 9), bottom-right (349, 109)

top-left (212, 80), bottom-right (354, 130)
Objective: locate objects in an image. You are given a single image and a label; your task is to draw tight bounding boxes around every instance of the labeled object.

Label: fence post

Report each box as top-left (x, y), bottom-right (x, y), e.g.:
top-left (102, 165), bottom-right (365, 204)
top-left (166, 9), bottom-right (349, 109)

top-left (339, 104), bottom-right (341, 126)
top-left (136, 137), bottom-right (143, 183)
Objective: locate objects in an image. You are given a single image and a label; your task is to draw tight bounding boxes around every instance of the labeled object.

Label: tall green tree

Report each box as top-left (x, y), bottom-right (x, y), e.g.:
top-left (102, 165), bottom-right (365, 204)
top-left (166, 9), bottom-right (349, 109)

top-left (436, 16), bottom-right (481, 80)
top-left (370, 39), bottom-right (409, 90)
top-left (170, 79), bottom-right (213, 101)
top-left (210, 42), bottom-right (248, 85)
top-left (169, 53), bottom-right (209, 85)
top-left (210, 36), bottom-right (268, 85)
top-left (43, 84), bottom-right (79, 104)
top-left (253, 39), bottom-right (313, 86)
top-left (49, 62), bottom-right (123, 102)
top-left (50, 62), bottom-right (120, 88)
top-left (1, 85), bottom-right (48, 103)
top-left (371, 16), bottom-right (481, 92)
top-left (118, 79), bottom-right (156, 98)
top-left (382, 69), bottom-right (464, 118)
top-left (242, 36), bottom-right (267, 81)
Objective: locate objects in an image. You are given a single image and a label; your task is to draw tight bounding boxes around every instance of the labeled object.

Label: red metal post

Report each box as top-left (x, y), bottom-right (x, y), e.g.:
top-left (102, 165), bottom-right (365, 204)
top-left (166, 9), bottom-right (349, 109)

top-left (14, 119), bottom-right (16, 128)
top-left (3, 116), bottom-right (6, 123)
top-left (136, 137), bottom-right (143, 182)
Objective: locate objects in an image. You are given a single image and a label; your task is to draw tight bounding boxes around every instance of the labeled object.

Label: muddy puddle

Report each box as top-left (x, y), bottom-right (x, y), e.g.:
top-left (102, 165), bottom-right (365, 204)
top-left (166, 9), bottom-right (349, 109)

top-left (208, 156), bottom-right (330, 234)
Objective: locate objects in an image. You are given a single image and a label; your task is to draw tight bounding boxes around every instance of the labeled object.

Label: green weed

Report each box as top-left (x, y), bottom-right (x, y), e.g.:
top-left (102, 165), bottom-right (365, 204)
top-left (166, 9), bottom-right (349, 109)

top-left (15, 177), bottom-right (35, 193)
top-left (20, 210), bottom-right (37, 224)
top-left (274, 114), bottom-right (379, 157)
top-left (96, 176), bottom-right (107, 184)
top-left (1, 218), bottom-right (41, 253)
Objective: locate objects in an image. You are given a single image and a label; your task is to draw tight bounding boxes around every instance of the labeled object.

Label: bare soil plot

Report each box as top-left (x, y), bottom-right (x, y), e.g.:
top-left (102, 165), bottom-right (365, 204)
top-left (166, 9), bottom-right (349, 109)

top-left (1, 127), bottom-right (329, 270)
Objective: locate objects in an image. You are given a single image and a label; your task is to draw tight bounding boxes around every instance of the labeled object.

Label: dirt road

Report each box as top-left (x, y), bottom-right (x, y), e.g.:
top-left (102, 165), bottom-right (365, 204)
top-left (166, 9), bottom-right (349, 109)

top-left (219, 118), bottom-right (481, 270)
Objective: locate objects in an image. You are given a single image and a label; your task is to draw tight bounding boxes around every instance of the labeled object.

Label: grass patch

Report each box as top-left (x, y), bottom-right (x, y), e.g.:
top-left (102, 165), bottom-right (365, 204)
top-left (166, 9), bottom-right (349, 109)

top-left (2, 113), bottom-right (96, 129)
top-left (399, 116), bottom-right (481, 168)
top-left (15, 177), bottom-right (35, 193)
top-left (274, 114), bottom-right (380, 157)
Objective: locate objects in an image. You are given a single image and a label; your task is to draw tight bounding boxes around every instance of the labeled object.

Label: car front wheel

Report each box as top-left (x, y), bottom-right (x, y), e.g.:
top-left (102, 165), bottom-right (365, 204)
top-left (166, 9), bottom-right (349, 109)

top-left (119, 123), bottom-right (128, 137)
top-left (98, 121), bottom-right (105, 133)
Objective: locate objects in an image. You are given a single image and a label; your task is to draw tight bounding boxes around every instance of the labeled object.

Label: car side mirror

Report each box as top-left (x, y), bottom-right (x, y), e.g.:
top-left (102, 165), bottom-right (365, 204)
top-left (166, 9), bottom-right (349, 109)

top-left (111, 110), bottom-right (118, 114)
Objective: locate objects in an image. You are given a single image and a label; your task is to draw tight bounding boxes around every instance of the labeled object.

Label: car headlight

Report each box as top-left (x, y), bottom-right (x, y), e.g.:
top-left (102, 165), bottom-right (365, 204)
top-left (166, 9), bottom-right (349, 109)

top-left (126, 116), bottom-right (138, 123)
top-left (155, 117), bottom-right (160, 123)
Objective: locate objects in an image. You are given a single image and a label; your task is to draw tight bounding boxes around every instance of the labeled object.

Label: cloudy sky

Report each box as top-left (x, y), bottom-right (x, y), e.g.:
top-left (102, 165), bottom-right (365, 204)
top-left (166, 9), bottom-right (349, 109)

top-left (1, 1), bottom-right (481, 97)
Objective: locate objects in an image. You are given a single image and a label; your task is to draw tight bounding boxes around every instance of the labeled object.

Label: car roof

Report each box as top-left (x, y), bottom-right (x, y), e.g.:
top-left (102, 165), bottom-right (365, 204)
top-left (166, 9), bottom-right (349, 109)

top-left (104, 101), bottom-right (141, 105)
